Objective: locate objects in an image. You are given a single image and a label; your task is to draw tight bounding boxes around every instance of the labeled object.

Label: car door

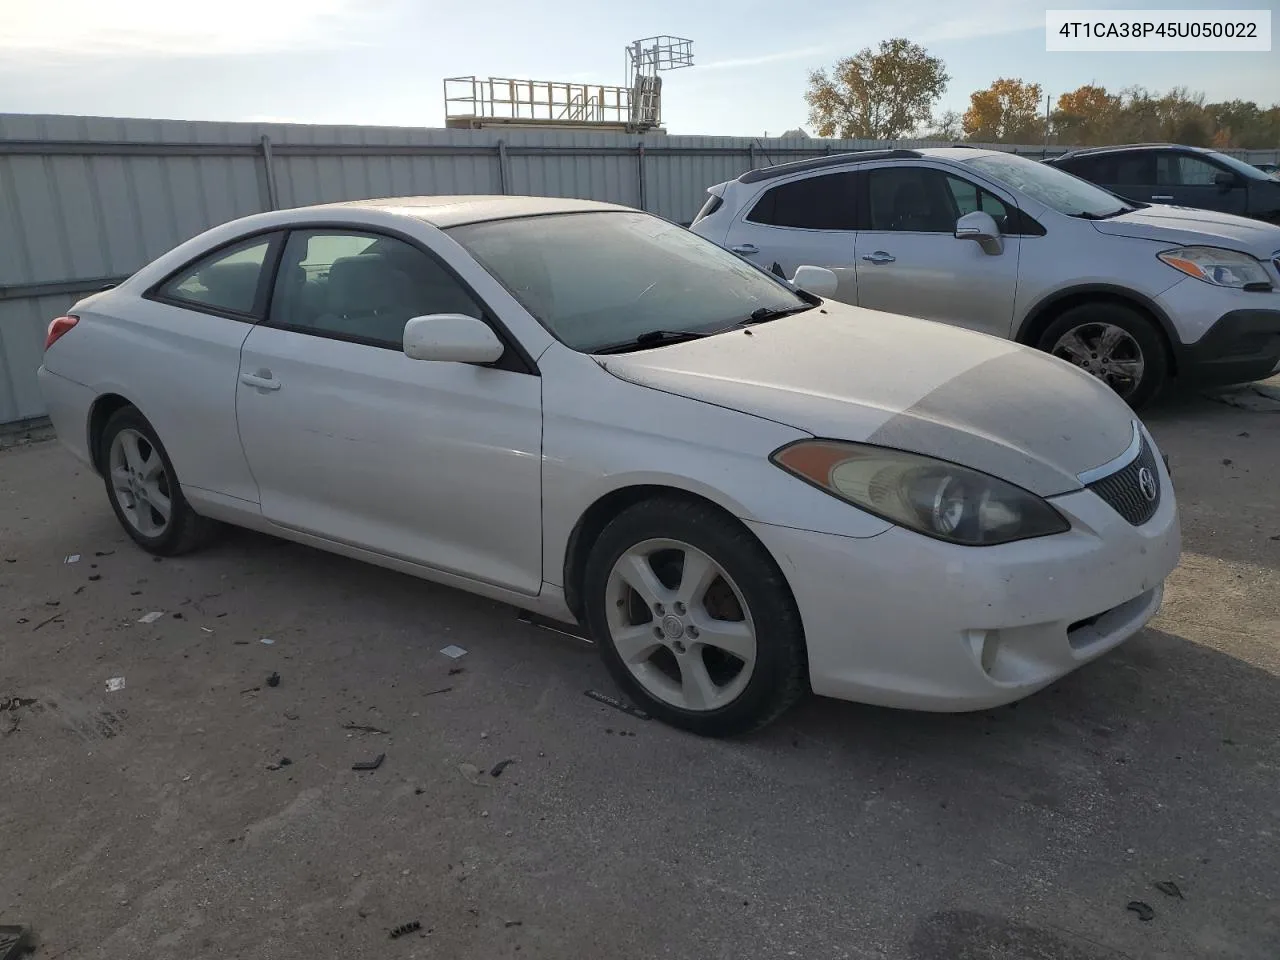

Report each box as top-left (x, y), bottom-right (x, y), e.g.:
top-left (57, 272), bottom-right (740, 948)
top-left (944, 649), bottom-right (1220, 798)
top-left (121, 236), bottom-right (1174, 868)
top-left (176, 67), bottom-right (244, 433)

top-left (721, 170), bottom-right (860, 302)
top-left (138, 232), bottom-right (283, 506)
top-left (235, 227), bottom-right (544, 595)
top-left (1156, 152), bottom-right (1249, 215)
top-left (852, 164), bottom-right (1021, 338)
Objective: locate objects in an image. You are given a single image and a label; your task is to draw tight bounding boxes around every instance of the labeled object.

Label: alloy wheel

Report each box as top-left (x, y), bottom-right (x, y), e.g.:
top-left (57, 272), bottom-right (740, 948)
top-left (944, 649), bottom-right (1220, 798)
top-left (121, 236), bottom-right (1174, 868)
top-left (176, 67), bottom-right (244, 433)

top-left (1051, 322), bottom-right (1146, 399)
top-left (108, 428), bottom-right (173, 538)
top-left (604, 538), bottom-right (758, 712)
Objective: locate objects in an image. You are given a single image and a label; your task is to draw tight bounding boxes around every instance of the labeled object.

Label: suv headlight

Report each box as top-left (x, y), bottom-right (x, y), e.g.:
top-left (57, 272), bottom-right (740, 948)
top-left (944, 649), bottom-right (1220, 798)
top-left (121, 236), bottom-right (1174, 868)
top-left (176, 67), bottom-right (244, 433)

top-left (1157, 246), bottom-right (1270, 288)
top-left (772, 440), bottom-right (1070, 546)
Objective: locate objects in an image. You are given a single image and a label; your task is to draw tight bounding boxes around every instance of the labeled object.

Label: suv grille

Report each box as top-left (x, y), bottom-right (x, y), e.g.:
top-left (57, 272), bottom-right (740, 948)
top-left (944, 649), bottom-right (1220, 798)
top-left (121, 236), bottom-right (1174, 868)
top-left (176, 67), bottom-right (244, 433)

top-left (1086, 434), bottom-right (1161, 526)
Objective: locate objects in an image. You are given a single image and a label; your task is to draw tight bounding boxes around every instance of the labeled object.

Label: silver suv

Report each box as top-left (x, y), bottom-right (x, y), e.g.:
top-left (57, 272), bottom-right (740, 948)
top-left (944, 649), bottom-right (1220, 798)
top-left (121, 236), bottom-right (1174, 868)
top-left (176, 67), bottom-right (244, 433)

top-left (691, 147), bottom-right (1280, 408)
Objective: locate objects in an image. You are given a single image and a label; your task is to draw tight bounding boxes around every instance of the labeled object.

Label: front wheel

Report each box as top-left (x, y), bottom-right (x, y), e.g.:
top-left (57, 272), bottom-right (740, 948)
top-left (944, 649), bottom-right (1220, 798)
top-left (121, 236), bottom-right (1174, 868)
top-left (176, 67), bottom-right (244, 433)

top-left (1037, 303), bottom-right (1168, 409)
top-left (582, 499), bottom-right (808, 737)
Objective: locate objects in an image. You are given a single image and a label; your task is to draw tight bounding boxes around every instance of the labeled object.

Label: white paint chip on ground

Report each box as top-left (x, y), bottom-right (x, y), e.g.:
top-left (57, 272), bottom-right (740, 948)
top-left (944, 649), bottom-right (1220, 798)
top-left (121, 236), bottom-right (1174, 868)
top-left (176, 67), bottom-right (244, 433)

top-left (105, 677), bottom-right (126, 692)
top-left (137, 611), bottom-right (165, 624)
top-left (200, 627), bottom-right (214, 634)
top-left (440, 644), bottom-right (468, 659)
top-left (64, 554), bottom-right (81, 564)
top-left (259, 637), bottom-right (275, 645)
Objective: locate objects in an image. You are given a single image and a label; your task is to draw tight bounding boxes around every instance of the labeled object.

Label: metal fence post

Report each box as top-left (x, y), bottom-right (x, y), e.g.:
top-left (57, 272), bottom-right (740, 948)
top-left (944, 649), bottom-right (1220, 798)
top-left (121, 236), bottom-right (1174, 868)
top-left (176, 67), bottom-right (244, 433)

top-left (259, 134), bottom-right (280, 210)
top-left (497, 140), bottom-right (509, 195)
top-left (637, 142), bottom-right (647, 211)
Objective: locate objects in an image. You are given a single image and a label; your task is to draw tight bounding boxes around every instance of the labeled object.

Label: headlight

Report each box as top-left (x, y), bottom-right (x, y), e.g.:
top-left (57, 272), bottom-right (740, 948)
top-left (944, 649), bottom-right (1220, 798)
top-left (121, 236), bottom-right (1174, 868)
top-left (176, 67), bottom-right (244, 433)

top-left (772, 440), bottom-right (1070, 546)
top-left (1157, 246), bottom-right (1270, 288)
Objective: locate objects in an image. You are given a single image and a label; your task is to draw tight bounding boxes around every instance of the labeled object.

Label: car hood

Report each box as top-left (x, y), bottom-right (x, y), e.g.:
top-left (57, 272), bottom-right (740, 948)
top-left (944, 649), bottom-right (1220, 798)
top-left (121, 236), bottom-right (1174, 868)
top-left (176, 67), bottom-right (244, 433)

top-left (596, 303), bottom-right (1138, 497)
top-left (1090, 204), bottom-right (1280, 257)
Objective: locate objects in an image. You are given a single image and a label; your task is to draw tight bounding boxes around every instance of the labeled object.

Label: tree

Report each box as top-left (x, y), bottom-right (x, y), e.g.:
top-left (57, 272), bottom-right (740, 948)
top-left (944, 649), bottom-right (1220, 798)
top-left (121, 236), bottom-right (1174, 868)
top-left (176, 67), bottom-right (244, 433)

top-left (921, 110), bottom-right (963, 141)
top-left (962, 78), bottom-right (1045, 143)
top-left (805, 39), bottom-right (949, 140)
top-left (1052, 84), bottom-right (1121, 146)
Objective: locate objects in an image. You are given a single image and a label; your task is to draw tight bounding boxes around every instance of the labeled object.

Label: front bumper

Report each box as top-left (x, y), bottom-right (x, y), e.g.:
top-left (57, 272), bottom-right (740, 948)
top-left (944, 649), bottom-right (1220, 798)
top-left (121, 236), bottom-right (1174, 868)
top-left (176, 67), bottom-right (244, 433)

top-left (1180, 308), bottom-right (1280, 385)
top-left (747, 447), bottom-right (1180, 712)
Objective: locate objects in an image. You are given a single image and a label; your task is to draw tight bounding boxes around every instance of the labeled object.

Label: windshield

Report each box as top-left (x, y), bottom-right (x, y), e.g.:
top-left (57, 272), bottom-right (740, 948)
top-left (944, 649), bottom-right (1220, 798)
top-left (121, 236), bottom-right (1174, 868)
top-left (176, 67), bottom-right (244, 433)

top-left (1207, 151), bottom-right (1271, 181)
top-left (962, 152), bottom-right (1132, 218)
top-left (447, 211), bottom-right (809, 352)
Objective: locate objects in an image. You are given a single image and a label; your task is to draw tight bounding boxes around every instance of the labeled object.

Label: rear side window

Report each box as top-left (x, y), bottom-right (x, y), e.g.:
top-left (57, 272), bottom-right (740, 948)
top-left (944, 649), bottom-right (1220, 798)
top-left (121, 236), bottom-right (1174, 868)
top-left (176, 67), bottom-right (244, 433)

top-left (155, 235), bottom-right (277, 317)
top-left (746, 172), bottom-right (857, 230)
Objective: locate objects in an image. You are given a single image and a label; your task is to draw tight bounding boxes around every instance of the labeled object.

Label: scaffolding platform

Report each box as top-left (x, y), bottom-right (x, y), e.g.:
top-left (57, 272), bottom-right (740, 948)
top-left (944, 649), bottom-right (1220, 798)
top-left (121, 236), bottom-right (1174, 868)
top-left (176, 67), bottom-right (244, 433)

top-left (444, 76), bottom-right (663, 133)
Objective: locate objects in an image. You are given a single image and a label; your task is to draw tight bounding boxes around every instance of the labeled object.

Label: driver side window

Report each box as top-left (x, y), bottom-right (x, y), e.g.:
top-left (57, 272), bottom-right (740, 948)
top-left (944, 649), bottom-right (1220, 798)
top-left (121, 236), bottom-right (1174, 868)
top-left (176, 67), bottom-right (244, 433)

top-left (269, 230), bottom-right (483, 348)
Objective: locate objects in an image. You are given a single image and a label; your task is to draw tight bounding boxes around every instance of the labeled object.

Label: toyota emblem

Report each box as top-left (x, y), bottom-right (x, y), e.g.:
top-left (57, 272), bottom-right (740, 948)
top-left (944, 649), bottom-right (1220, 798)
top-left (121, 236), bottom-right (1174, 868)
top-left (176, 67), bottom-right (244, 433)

top-left (1137, 466), bottom-right (1157, 502)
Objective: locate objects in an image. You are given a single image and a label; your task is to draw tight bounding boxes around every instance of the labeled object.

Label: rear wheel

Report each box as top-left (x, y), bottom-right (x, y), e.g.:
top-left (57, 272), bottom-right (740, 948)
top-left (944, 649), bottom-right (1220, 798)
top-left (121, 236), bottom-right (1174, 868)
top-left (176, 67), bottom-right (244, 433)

top-left (582, 499), bottom-right (807, 737)
top-left (100, 407), bottom-right (218, 556)
top-left (1037, 302), bottom-right (1168, 409)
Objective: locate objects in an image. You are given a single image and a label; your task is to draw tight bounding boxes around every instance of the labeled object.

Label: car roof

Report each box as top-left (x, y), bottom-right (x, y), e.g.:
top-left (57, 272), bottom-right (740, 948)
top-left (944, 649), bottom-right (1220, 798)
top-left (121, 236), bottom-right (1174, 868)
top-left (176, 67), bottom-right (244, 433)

top-left (302, 194), bottom-right (630, 228)
top-left (1053, 143), bottom-right (1213, 161)
top-left (734, 146), bottom-right (1005, 184)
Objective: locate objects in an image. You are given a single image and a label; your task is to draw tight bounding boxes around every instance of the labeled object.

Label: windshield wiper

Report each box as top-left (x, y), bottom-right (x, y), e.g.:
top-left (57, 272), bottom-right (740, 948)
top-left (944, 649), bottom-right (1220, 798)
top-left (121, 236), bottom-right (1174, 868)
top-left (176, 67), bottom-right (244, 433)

top-left (746, 304), bottom-right (814, 323)
top-left (592, 329), bottom-right (715, 354)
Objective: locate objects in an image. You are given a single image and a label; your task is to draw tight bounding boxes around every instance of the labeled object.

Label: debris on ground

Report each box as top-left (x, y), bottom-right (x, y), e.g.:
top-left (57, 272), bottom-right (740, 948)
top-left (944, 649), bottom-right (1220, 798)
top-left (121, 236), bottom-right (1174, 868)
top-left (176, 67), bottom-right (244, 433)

top-left (352, 753), bottom-right (385, 771)
top-left (31, 613), bottom-right (62, 631)
top-left (259, 637), bottom-right (275, 645)
top-left (505, 920), bottom-right (523, 928)
top-left (424, 686), bottom-right (452, 697)
top-left (1222, 458), bottom-right (1233, 466)
top-left (440, 644), bottom-right (468, 659)
top-left (15, 618), bottom-right (27, 625)
top-left (1238, 431), bottom-right (1250, 438)
top-left (490, 758), bottom-right (517, 778)
top-left (584, 689), bottom-right (651, 720)
top-left (1126, 901), bottom-right (1154, 921)
top-left (94, 550), bottom-right (114, 557)
top-left (284, 711), bottom-right (299, 721)
top-left (63, 554), bottom-right (80, 564)
top-left (266, 757), bottom-right (292, 771)
top-left (388, 921), bottom-right (421, 939)
top-left (458, 763), bottom-right (490, 787)
top-left (201, 627), bottom-right (214, 634)
top-left (341, 720), bottom-right (390, 735)
top-left (448, 666), bottom-right (465, 676)
top-left (137, 611), bottom-right (165, 624)
top-left (105, 677), bottom-right (126, 693)
top-left (1154, 880), bottom-right (1184, 899)
top-left (266, 672), bottom-right (281, 688)
top-left (172, 612), bottom-right (183, 619)
top-left (88, 574), bottom-right (101, 582)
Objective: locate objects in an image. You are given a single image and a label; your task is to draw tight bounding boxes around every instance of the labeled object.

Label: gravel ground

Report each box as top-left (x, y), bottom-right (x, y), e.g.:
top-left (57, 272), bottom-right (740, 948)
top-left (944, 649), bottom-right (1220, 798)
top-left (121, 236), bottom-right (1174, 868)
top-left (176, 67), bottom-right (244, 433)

top-left (1, 385), bottom-right (1278, 960)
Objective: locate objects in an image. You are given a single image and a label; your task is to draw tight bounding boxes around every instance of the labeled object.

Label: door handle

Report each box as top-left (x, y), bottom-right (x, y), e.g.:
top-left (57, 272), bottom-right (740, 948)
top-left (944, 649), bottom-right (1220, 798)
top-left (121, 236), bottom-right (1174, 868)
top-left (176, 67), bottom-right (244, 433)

top-left (730, 243), bottom-right (758, 255)
top-left (240, 371), bottom-right (281, 391)
top-left (1151, 195), bottom-right (1174, 201)
top-left (861, 251), bottom-right (895, 264)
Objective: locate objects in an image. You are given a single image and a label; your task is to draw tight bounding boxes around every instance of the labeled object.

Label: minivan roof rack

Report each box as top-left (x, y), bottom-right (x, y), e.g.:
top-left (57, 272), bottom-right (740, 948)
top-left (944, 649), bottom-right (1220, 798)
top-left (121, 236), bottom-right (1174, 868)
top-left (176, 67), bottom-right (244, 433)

top-left (738, 149), bottom-right (921, 184)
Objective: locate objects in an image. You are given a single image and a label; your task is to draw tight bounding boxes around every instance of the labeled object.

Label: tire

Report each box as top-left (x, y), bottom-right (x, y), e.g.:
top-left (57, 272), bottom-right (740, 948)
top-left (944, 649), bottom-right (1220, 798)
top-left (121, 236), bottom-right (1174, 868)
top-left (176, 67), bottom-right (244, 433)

top-left (1036, 302), bottom-right (1168, 409)
top-left (99, 406), bottom-right (218, 556)
top-left (582, 498), bottom-right (807, 737)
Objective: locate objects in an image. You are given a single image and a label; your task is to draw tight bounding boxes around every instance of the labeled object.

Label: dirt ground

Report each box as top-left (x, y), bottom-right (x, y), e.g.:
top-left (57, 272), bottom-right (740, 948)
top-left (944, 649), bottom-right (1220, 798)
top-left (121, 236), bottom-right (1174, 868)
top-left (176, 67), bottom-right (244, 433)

top-left (1, 381), bottom-right (1278, 960)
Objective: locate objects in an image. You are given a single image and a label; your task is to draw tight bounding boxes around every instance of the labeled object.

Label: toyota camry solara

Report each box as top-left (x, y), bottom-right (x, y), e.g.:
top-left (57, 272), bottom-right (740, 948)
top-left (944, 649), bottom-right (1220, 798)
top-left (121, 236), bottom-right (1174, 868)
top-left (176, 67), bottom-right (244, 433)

top-left (37, 196), bottom-right (1181, 736)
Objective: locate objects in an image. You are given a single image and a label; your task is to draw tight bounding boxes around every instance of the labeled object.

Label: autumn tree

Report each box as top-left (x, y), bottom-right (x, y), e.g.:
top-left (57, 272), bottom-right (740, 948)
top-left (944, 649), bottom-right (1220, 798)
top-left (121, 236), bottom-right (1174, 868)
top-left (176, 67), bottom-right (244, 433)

top-left (962, 78), bottom-right (1045, 143)
top-left (805, 39), bottom-right (949, 140)
top-left (1052, 84), bottom-right (1121, 146)
top-left (921, 110), bottom-right (963, 141)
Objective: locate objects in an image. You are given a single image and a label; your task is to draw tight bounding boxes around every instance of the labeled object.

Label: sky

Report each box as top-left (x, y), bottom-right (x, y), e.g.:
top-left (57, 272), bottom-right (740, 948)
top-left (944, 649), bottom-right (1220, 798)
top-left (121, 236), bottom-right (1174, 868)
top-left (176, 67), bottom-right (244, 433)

top-left (1, 0), bottom-right (1277, 137)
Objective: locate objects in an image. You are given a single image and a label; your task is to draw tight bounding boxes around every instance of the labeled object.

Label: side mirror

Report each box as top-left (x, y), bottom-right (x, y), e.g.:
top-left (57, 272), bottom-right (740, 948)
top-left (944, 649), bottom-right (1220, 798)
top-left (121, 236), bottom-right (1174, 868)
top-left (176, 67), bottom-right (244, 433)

top-left (954, 211), bottom-right (1003, 254)
top-left (1214, 171), bottom-right (1240, 191)
top-left (403, 314), bottom-right (505, 364)
top-left (791, 265), bottom-right (838, 298)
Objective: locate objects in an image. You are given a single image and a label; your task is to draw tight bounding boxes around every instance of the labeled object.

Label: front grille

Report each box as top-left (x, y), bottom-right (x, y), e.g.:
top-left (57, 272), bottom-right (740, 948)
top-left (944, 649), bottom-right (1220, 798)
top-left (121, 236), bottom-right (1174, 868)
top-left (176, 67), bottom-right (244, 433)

top-left (1086, 434), bottom-right (1161, 526)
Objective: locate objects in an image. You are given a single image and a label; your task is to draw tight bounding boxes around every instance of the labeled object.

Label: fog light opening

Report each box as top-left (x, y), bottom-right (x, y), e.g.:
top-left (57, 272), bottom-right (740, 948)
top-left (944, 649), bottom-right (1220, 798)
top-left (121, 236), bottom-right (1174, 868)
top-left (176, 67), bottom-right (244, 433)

top-left (965, 629), bottom-right (1000, 676)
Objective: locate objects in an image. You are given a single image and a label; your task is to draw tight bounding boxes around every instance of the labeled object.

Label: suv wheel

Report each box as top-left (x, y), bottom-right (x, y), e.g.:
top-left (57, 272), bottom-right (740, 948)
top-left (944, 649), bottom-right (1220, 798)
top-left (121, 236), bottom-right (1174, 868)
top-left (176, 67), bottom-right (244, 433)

top-left (1037, 302), bottom-right (1168, 409)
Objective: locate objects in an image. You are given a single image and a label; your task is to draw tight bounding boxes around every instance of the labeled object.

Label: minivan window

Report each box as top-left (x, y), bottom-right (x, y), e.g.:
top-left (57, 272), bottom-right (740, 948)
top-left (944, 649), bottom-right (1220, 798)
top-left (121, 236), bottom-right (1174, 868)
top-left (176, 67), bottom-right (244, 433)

top-left (449, 211), bottom-right (810, 352)
top-left (963, 152), bottom-right (1133, 218)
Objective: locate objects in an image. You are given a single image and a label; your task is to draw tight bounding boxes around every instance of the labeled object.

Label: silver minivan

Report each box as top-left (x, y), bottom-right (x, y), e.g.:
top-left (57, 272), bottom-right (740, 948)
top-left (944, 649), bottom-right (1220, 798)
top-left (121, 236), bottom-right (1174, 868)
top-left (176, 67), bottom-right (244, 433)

top-left (691, 148), bottom-right (1280, 408)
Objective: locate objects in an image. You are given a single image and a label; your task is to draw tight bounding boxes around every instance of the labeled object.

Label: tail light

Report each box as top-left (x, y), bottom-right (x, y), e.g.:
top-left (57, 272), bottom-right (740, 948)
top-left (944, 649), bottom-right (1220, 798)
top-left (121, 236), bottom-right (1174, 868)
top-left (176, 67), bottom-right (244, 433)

top-left (45, 315), bottom-right (79, 350)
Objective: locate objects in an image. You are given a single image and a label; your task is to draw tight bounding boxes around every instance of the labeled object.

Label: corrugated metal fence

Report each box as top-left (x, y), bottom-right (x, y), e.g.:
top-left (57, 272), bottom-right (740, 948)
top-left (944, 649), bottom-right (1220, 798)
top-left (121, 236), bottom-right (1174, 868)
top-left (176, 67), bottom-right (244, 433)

top-left (2, 112), bottom-right (1278, 425)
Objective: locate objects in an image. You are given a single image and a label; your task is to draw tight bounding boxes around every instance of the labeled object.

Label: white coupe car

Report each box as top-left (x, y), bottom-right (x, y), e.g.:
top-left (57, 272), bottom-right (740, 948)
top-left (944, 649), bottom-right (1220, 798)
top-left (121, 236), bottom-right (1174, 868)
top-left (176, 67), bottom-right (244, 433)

top-left (37, 196), bottom-right (1181, 736)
